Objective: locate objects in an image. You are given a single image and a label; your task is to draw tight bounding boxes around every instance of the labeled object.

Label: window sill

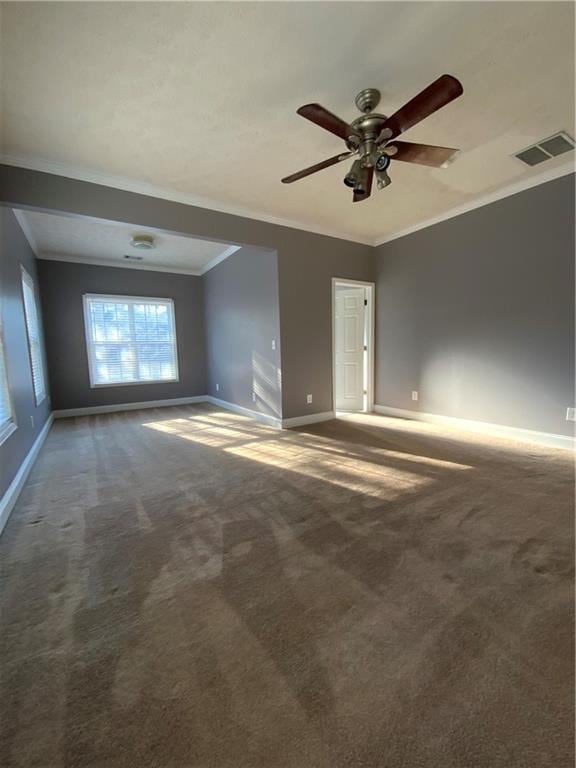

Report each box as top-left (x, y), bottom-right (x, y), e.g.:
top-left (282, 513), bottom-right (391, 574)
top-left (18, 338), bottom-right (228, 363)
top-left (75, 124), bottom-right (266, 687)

top-left (0, 421), bottom-right (17, 448)
top-left (89, 378), bottom-right (180, 389)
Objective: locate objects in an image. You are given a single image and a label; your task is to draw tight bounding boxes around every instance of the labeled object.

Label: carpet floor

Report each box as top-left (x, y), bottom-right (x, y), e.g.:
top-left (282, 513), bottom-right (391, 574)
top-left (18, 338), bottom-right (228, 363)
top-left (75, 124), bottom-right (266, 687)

top-left (0, 405), bottom-right (573, 767)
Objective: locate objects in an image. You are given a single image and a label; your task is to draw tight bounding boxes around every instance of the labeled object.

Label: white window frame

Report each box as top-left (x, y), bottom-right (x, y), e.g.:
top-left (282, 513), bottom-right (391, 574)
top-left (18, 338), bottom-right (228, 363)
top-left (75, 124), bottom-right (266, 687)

top-left (83, 294), bottom-right (180, 388)
top-left (0, 319), bottom-right (17, 446)
top-left (21, 266), bottom-right (47, 406)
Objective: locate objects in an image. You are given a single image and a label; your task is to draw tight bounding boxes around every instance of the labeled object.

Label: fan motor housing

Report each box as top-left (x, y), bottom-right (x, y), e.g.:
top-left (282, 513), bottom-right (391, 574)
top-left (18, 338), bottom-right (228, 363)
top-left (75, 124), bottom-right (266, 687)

top-left (351, 113), bottom-right (387, 135)
top-left (346, 113), bottom-right (388, 152)
top-left (348, 114), bottom-right (389, 168)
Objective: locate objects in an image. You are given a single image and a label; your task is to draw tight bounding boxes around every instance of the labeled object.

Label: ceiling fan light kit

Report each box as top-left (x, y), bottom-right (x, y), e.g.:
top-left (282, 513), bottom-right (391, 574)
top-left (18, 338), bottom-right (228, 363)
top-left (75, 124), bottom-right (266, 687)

top-left (343, 158), bottom-right (363, 188)
top-left (282, 74), bottom-right (464, 202)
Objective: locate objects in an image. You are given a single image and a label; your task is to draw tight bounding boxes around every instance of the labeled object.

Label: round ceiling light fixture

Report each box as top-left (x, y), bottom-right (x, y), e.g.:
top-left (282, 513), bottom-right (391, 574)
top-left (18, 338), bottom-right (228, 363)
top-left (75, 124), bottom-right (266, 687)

top-left (130, 234), bottom-right (155, 250)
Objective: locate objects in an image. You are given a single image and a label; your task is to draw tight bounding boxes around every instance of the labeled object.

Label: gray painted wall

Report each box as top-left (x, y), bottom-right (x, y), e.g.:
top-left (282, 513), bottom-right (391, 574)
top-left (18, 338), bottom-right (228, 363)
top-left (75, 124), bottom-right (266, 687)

top-left (374, 173), bottom-right (575, 437)
top-left (37, 260), bottom-right (206, 410)
top-left (0, 165), bottom-right (373, 420)
top-left (0, 208), bottom-right (51, 498)
top-left (4, 164), bottom-right (571, 435)
top-left (203, 246), bottom-right (282, 418)
top-left (277, 233), bottom-right (373, 418)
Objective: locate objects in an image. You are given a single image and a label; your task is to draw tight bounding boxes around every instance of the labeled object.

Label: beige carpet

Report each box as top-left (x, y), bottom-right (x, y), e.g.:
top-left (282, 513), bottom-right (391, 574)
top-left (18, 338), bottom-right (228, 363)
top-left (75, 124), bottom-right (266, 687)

top-left (0, 405), bottom-right (573, 767)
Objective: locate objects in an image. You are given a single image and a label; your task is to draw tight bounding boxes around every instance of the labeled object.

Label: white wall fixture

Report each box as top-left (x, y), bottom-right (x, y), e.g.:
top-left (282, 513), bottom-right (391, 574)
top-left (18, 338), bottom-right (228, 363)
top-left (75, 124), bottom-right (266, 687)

top-left (131, 234), bottom-right (155, 250)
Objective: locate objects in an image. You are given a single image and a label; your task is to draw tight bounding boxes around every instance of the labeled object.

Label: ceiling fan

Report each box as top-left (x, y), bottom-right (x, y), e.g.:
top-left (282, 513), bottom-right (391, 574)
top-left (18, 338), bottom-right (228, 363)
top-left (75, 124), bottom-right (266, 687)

top-left (281, 74), bottom-right (463, 202)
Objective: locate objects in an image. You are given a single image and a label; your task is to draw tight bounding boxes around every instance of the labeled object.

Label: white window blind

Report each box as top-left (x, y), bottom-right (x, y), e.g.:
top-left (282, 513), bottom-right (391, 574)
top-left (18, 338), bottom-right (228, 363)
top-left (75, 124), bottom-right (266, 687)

top-left (0, 320), bottom-right (16, 443)
top-left (21, 268), bottom-right (47, 405)
top-left (83, 295), bottom-right (179, 387)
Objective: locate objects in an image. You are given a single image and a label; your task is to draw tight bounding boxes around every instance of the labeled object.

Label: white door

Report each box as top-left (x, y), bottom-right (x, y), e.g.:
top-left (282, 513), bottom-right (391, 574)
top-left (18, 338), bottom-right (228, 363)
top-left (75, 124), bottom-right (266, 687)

top-left (335, 286), bottom-right (365, 411)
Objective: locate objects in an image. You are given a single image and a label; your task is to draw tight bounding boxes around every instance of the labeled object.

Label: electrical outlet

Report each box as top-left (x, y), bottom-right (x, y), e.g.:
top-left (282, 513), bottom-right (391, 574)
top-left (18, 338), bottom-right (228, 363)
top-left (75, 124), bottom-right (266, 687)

top-left (307, 394), bottom-right (313, 404)
top-left (566, 407), bottom-right (576, 422)
top-left (271, 339), bottom-right (276, 351)
top-left (252, 392), bottom-right (257, 403)
top-left (215, 383), bottom-right (219, 392)
top-left (411, 391), bottom-right (419, 402)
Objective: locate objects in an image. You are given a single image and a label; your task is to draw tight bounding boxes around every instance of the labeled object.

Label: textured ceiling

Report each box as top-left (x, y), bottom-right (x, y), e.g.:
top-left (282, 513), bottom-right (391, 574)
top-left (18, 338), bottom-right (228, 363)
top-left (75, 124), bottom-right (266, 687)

top-left (1, 2), bottom-right (574, 244)
top-left (18, 210), bottom-right (236, 274)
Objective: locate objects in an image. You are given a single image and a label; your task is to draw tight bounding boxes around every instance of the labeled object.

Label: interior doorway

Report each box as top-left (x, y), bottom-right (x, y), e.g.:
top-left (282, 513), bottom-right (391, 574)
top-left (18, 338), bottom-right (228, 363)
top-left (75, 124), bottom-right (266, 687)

top-left (332, 278), bottom-right (375, 413)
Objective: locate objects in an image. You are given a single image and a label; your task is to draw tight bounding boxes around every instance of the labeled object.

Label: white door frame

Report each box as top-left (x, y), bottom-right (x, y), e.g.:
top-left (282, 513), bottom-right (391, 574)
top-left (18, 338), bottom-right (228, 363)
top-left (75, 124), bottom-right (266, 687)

top-left (331, 277), bottom-right (375, 414)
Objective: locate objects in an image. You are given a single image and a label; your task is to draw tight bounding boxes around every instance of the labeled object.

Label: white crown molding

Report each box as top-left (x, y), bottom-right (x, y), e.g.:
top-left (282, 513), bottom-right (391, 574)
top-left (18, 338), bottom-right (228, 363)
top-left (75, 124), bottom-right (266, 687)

top-left (37, 246), bottom-right (243, 276)
top-left (15, 202), bottom-right (242, 275)
top-left (0, 154), bottom-right (372, 246)
top-left (37, 251), bottom-right (205, 276)
top-left (374, 161), bottom-right (575, 247)
top-left (199, 245), bottom-right (242, 275)
top-left (13, 208), bottom-right (40, 256)
top-left (4, 155), bottom-right (573, 251)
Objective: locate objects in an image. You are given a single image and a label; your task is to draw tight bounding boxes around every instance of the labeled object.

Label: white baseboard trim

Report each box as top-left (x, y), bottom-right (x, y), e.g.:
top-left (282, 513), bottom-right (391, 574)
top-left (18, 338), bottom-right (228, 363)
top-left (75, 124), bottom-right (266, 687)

top-left (373, 405), bottom-right (574, 451)
top-left (205, 396), bottom-right (282, 428)
top-left (282, 411), bottom-right (335, 429)
top-left (52, 395), bottom-right (335, 432)
top-left (0, 414), bottom-right (54, 537)
top-left (53, 396), bottom-right (208, 418)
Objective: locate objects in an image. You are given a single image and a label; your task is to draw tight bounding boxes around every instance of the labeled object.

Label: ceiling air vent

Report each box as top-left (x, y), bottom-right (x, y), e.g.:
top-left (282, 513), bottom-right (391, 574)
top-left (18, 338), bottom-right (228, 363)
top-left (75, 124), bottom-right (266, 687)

top-left (514, 132), bottom-right (575, 167)
top-left (123, 254), bottom-right (144, 262)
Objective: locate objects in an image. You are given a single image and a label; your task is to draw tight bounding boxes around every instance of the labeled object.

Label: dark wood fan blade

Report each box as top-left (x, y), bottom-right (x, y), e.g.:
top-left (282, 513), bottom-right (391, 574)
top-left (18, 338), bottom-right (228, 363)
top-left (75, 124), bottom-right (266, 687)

top-left (387, 141), bottom-right (459, 167)
top-left (297, 104), bottom-right (358, 142)
top-left (281, 152), bottom-right (354, 183)
top-left (378, 75), bottom-right (463, 142)
top-left (353, 167), bottom-right (374, 202)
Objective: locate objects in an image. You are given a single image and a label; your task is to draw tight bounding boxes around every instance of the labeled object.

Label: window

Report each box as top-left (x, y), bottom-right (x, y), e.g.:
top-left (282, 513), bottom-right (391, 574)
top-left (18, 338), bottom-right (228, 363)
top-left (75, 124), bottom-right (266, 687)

top-left (83, 294), bottom-right (179, 387)
top-left (0, 319), bottom-right (16, 444)
top-left (21, 267), bottom-right (47, 405)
